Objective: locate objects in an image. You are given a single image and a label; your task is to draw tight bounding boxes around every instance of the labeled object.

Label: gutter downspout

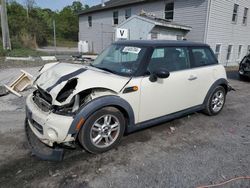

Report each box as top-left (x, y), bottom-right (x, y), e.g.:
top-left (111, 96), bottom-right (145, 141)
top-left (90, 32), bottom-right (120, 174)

top-left (204, 0), bottom-right (212, 43)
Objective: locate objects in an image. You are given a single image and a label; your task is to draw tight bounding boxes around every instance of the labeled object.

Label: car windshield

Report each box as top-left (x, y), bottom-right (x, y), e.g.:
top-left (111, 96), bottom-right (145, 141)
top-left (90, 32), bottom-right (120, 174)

top-left (91, 44), bottom-right (147, 76)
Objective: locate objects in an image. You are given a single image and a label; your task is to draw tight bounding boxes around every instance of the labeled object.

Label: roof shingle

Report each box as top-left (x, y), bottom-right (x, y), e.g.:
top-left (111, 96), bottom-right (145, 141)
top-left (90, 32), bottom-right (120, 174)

top-left (79, 0), bottom-right (154, 15)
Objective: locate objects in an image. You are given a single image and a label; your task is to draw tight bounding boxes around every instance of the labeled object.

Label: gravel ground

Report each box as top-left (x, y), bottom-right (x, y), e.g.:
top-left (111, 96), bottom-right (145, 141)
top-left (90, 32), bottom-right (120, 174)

top-left (0, 65), bottom-right (249, 188)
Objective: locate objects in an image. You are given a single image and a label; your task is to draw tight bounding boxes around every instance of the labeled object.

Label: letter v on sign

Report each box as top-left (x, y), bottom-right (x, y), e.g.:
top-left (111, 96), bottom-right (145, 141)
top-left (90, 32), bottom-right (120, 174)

top-left (116, 28), bottom-right (128, 39)
top-left (120, 30), bottom-right (125, 36)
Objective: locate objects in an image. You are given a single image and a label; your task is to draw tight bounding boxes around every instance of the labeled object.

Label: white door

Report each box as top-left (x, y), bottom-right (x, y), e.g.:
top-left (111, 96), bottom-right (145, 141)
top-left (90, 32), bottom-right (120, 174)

top-left (139, 47), bottom-right (200, 122)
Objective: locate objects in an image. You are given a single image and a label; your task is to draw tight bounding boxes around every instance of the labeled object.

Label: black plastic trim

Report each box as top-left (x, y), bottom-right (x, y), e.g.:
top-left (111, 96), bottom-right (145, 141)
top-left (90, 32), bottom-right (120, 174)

top-left (68, 95), bottom-right (135, 135)
top-left (127, 105), bottom-right (203, 133)
top-left (25, 118), bottom-right (64, 161)
top-left (203, 78), bottom-right (228, 105)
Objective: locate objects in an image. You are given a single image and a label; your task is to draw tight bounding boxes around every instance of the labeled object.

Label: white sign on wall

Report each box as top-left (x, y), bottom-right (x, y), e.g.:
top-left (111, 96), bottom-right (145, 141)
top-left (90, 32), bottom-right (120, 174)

top-left (116, 28), bottom-right (129, 39)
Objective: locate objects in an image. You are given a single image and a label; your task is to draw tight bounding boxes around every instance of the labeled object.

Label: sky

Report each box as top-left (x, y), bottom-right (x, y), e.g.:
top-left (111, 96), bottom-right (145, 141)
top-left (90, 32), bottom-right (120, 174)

top-left (15, 0), bottom-right (101, 11)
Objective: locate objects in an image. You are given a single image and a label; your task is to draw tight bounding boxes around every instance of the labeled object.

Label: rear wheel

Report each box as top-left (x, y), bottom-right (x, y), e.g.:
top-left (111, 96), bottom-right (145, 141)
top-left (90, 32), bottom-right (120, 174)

top-left (203, 86), bottom-right (226, 116)
top-left (78, 107), bottom-right (125, 154)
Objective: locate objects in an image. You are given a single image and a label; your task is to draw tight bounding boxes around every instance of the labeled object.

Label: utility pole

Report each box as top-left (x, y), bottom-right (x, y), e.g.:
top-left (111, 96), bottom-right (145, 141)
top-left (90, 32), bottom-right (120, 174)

top-left (1, 0), bottom-right (11, 50)
top-left (53, 19), bottom-right (57, 55)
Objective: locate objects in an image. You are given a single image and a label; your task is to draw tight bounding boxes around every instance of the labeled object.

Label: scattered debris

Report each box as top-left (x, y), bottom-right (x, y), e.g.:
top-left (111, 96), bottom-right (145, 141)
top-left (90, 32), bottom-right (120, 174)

top-left (72, 55), bottom-right (96, 63)
top-left (170, 127), bottom-right (176, 133)
top-left (0, 85), bottom-right (8, 96)
top-left (221, 174), bottom-right (226, 180)
top-left (95, 168), bottom-right (102, 174)
top-left (16, 170), bottom-right (22, 175)
top-left (52, 172), bottom-right (60, 177)
top-left (48, 170), bottom-right (61, 177)
top-left (4, 70), bottom-right (33, 97)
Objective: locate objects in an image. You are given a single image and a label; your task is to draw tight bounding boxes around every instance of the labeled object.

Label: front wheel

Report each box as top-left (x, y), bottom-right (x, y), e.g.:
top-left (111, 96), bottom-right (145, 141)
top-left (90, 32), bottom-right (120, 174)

top-left (203, 86), bottom-right (226, 116)
top-left (78, 107), bottom-right (125, 154)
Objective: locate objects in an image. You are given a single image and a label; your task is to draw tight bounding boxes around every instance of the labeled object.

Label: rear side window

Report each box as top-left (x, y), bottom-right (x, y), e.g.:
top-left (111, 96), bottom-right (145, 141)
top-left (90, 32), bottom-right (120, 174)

top-left (148, 47), bottom-right (190, 72)
top-left (191, 47), bottom-right (217, 68)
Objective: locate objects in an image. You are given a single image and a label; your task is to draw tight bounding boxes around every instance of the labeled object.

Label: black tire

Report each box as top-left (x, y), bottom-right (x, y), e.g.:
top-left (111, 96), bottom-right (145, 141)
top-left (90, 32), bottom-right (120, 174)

top-left (203, 86), bottom-right (226, 116)
top-left (78, 107), bottom-right (125, 154)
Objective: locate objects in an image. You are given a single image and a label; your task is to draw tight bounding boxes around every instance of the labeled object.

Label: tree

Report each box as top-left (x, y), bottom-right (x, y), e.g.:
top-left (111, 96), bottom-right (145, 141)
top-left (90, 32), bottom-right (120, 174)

top-left (72, 1), bottom-right (83, 13)
top-left (4, 0), bottom-right (90, 49)
top-left (24, 0), bottom-right (35, 17)
top-left (56, 1), bottom-right (89, 41)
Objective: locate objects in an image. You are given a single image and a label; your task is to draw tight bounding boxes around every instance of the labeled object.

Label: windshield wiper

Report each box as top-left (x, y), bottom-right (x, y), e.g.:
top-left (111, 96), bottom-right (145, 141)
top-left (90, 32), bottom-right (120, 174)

top-left (91, 65), bottom-right (116, 74)
top-left (97, 67), bottom-right (116, 74)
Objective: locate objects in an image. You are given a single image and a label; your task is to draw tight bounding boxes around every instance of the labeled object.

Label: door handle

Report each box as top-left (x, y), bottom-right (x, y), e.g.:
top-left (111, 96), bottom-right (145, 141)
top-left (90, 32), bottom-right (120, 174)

top-left (188, 75), bottom-right (198, 81)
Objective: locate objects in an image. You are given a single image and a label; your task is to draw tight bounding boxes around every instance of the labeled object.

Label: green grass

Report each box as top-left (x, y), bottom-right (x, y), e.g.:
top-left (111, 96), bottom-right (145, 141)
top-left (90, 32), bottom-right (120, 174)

top-left (0, 48), bottom-right (49, 57)
top-left (47, 39), bottom-right (77, 48)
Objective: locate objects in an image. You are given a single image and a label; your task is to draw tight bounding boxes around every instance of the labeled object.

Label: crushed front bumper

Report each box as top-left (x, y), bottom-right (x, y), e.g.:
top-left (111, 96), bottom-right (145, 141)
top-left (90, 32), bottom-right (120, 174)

top-left (25, 94), bottom-right (76, 161)
top-left (25, 118), bottom-right (64, 161)
top-left (26, 94), bottom-right (74, 145)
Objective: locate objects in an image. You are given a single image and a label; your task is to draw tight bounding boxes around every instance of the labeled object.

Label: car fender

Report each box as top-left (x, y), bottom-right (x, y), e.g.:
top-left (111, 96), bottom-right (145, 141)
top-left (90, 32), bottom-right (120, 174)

top-left (68, 95), bottom-right (135, 136)
top-left (203, 78), bottom-right (228, 105)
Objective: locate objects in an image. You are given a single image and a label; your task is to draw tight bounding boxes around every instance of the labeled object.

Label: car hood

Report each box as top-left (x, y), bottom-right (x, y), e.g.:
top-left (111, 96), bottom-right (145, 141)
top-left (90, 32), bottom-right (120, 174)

top-left (35, 63), bottom-right (130, 105)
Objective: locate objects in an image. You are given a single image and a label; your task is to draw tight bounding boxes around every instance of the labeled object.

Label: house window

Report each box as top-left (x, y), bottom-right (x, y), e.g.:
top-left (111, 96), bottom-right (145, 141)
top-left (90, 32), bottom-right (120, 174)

top-left (88, 16), bottom-right (92, 27)
top-left (165, 2), bottom-right (174, 20)
top-left (113, 11), bottom-right (119, 25)
top-left (243, 8), bottom-right (248, 25)
top-left (215, 44), bottom-right (221, 60)
top-left (125, 8), bottom-right (131, 19)
top-left (232, 4), bottom-right (239, 23)
top-left (238, 45), bottom-right (242, 60)
top-left (177, 35), bottom-right (183, 40)
top-left (151, 32), bottom-right (158, 40)
top-left (226, 45), bottom-right (233, 61)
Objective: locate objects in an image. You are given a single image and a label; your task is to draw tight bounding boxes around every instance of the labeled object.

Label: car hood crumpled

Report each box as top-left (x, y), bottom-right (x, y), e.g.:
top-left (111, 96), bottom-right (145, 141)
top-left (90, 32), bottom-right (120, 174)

top-left (35, 63), bottom-right (130, 105)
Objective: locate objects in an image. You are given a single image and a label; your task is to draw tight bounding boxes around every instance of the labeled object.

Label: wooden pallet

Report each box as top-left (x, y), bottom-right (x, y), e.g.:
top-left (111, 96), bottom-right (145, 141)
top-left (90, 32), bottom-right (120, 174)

top-left (4, 70), bottom-right (33, 97)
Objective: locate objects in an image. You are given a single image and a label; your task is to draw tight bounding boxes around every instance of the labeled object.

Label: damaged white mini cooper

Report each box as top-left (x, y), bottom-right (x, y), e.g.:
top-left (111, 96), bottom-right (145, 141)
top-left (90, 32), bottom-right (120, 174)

top-left (25, 40), bottom-right (232, 161)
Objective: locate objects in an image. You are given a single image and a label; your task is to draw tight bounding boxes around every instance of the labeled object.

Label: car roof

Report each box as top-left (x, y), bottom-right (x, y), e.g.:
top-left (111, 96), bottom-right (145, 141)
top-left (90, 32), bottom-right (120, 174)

top-left (113, 40), bottom-right (209, 47)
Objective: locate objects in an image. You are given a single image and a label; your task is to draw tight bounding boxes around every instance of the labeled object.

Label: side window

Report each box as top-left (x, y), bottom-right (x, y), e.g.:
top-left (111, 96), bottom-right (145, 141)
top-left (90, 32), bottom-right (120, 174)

top-left (191, 47), bottom-right (217, 68)
top-left (148, 47), bottom-right (190, 72)
top-left (151, 48), bottom-right (165, 58)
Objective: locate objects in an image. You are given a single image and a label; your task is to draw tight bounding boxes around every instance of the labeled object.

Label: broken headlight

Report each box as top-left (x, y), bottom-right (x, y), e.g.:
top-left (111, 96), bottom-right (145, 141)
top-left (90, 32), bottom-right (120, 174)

top-left (53, 94), bottom-right (80, 116)
top-left (56, 78), bottom-right (78, 103)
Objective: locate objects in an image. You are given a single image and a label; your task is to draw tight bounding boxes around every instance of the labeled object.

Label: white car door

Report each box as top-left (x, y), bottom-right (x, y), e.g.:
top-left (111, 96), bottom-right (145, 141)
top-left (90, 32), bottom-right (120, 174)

top-left (139, 47), bottom-right (203, 123)
top-left (187, 46), bottom-right (225, 105)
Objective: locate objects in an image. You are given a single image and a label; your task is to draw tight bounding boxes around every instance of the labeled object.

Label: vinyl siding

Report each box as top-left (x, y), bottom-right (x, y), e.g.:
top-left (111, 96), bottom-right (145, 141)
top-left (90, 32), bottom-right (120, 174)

top-left (79, 1), bottom-right (166, 53)
top-left (206, 0), bottom-right (250, 65)
top-left (79, 0), bottom-right (208, 53)
top-left (118, 17), bottom-right (155, 40)
top-left (173, 0), bottom-right (209, 42)
top-left (79, 0), bottom-right (207, 53)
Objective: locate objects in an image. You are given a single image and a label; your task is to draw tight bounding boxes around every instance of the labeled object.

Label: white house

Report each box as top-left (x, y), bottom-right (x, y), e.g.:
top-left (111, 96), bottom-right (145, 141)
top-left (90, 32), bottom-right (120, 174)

top-left (79, 0), bottom-right (250, 65)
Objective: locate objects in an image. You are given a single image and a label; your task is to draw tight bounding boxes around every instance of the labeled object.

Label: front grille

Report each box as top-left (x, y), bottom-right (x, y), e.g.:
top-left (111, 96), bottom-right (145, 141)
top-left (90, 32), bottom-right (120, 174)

top-left (30, 119), bottom-right (44, 135)
top-left (33, 88), bottom-right (52, 112)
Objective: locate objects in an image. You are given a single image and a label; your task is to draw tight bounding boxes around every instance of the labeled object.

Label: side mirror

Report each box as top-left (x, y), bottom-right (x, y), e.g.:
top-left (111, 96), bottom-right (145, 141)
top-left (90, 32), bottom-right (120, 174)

top-left (149, 68), bottom-right (170, 82)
